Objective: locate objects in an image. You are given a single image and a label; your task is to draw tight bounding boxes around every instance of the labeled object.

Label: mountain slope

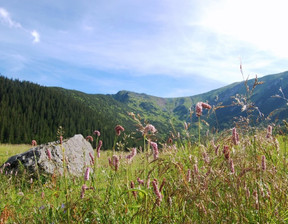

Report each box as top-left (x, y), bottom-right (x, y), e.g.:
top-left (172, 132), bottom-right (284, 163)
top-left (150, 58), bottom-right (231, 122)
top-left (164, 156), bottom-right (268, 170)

top-left (0, 71), bottom-right (287, 146)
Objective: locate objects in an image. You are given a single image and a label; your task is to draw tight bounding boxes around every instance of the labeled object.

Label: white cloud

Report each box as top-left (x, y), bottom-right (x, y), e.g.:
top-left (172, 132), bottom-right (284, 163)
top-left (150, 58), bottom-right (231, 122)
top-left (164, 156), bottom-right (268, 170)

top-left (31, 30), bottom-right (40, 43)
top-left (0, 7), bottom-right (21, 28)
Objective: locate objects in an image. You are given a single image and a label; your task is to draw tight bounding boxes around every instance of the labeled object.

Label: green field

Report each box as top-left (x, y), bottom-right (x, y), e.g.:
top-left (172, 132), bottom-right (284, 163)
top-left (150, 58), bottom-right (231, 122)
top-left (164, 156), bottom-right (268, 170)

top-left (1, 123), bottom-right (288, 223)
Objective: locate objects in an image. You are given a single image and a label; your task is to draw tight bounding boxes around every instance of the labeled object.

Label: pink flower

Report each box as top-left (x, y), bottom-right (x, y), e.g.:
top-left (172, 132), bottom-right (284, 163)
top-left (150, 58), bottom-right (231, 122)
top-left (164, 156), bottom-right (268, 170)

top-left (86, 136), bottom-right (93, 142)
top-left (152, 179), bottom-right (162, 205)
top-left (46, 149), bottom-right (52, 160)
top-left (93, 130), bottom-right (100, 137)
top-left (126, 148), bottom-right (137, 162)
top-left (137, 177), bottom-right (144, 185)
top-left (196, 102), bottom-right (203, 117)
top-left (150, 141), bottom-right (159, 160)
top-left (89, 152), bottom-right (94, 165)
top-left (109, 155), bottom-right (120, 171)
top-left (266, 125), bottom-right (272, 138)
top-left (97, 140), bottom-right (102, 158)
top-left (81, 184), bottom-right (89, 199)
top-left (261, 155), bottom-right (266, 171)
top-left (232, 127), bottom-right (240, 145)
top-left (84, 167), bottom-right (90, 181)
top-left (230, 159), bottom-right (235, 174)
top-left (31, 140), bottom-right (37, 146)
top-left (60, 136), bottom-right (63, 145)
top-left (143, 124), bottom-right (157, 135)
top-left (115, 125), bottom-right (125, 136)
top-left (196, 102), bottom-right (211, 117)
top-left (202, 102), bottom-right (211, 110)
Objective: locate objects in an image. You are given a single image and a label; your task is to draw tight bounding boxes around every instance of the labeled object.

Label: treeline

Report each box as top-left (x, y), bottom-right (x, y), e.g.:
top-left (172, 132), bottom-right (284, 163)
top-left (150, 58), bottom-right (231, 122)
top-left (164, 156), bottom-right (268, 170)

top-left (0, 76), bottom-right (120, 148)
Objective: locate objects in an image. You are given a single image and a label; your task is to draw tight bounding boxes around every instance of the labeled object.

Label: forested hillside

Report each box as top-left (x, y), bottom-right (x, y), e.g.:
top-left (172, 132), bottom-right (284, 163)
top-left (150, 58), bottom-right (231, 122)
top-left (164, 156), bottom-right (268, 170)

top-left (1, 71), bottom-right (288, 147)
top-left (0, 76), bottom-right (125, 147)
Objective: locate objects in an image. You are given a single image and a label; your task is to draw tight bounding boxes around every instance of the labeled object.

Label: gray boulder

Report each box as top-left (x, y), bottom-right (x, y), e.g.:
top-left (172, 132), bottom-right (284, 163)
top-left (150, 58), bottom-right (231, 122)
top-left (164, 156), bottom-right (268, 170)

top-left (1, 134), bottom-right (94, 177)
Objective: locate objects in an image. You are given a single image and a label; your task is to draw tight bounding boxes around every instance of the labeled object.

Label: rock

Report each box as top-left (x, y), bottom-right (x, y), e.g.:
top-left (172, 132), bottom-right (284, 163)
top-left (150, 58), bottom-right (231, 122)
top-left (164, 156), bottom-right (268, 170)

top-left (1, 134), bottom-right (94, 177)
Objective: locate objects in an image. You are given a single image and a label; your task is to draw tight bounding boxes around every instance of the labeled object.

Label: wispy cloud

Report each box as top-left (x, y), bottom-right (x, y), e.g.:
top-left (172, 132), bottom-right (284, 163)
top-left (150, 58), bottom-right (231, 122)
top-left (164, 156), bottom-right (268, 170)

top-left (0, 7), bottom-right (21, 28)
top-left (31, 30), bottom-right (40, 43)
top-left (0, 7), bottom-right (40, 43)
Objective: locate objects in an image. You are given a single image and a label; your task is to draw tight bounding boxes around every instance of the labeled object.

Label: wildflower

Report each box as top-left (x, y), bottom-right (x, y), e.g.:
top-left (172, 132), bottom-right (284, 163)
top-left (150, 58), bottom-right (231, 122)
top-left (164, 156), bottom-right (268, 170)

top-left (223, 145), bottom-right (230, 160)
top-left (115, 125), bottom-right (125, 136)
top-left (89, 152), bottom-right (94, 165)
top-left (60, 136), bottom-right (63, 145)
top-left (84, 167), bottom-right (90, 181)
top-left (97, 140), bottom-right (102, 158)
top-left (146, 177), bottom-right (150, 189)
top-left (86, 136), bottom-right (93, 142)
top-left (261, 155), bottom-right (266, 171)
top-left (31, 140), bottom-right (37, 146)
top-left (93, 130), bottom-right (101, 137)
top-left (266, 125), bottom-right (272, 138)
top-left (196, 102), bottom-right (211, 117)
top-left (41, 191), bottom-right (45, 199)
top-left (232, 127), bottom-right (240, 145)
top-left (150, 141), bottom-right (159, 160)
top-left (81, 184), bottom-right (89, 198)
top-left (109, 155), bottom-right (120, 171)
top-left (137, 177), bottom-right (144, 185)
top-left (126, 148), bottom-right (137, 162)
top-left (46, 149), bottom-right (52, 160)
top-left (143, 124), bottom-right (157, 135)
top-left (152, 179), bottom-right (162, 205)
top-left (130, 181), bottom-right (137, 199)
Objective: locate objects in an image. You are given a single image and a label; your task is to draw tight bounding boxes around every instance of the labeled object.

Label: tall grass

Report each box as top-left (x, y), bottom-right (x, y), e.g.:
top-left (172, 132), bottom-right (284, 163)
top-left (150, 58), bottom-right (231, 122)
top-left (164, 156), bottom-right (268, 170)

top-left (0, 123), bottom-right (288, 223)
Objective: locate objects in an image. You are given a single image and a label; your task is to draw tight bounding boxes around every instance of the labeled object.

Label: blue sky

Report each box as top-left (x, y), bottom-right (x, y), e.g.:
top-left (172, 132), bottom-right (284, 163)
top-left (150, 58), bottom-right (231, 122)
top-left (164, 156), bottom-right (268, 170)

top-left (1, 0), bottom-right (288, 97)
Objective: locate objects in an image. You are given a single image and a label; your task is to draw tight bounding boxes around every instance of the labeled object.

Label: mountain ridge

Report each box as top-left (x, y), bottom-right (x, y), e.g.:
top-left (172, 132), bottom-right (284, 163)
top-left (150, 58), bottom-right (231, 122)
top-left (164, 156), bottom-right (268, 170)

top-left (0, 71), bottom-right (287, 147)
